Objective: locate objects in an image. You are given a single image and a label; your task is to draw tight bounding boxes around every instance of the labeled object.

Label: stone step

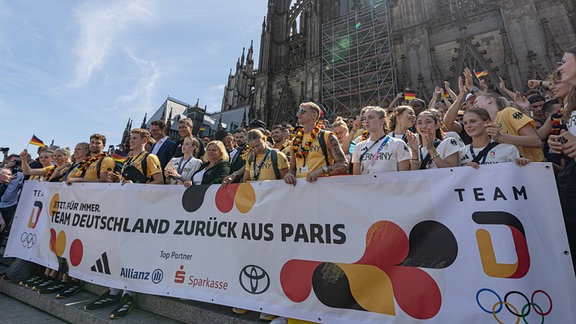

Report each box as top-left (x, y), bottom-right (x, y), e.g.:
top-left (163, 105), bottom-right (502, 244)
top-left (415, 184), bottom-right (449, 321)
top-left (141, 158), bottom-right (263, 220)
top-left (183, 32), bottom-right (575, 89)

top-left (0, 259), bottom-right (265, 323)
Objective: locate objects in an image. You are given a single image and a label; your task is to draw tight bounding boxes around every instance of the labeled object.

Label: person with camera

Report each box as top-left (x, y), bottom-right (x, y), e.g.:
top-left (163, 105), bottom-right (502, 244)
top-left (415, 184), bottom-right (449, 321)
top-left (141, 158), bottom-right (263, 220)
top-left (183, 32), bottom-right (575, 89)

top-left (0, 155), bottom-right (24, 245)
top-left (0, 147), bottom-right (11, 167)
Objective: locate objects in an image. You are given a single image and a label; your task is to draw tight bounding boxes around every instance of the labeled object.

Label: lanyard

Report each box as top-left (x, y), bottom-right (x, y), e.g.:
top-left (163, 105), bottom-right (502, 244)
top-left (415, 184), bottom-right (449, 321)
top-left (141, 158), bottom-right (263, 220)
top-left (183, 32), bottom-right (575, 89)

top-left (470, 146), bottom-right (488, 164)
top-left (369, 136), bottom-right (391, 167)
top-left (252, 150), bottom-right (271, 181)
top-left (359, 135), bottom-right (387, 162)
top-left (177, 156), bottom-right (193, 176)
top-left (391, 131), bottom-right (407, 143)
top-left (418, 139), bottom-right (441, 168)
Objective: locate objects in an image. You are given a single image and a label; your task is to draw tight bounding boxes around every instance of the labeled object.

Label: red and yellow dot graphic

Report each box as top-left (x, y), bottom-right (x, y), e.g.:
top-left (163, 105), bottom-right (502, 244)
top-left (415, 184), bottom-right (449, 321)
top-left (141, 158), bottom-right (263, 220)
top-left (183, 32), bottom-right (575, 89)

top-left (47, 193), bottom-right (83, 267)
top-left (49, 229), bottom-right (84, 267)
top-left (280, 220), bottom-right (458, 320)
top-left (182, 183), bottom-right (256, 214)
top-left (215, 183), bottom-right (256, 214)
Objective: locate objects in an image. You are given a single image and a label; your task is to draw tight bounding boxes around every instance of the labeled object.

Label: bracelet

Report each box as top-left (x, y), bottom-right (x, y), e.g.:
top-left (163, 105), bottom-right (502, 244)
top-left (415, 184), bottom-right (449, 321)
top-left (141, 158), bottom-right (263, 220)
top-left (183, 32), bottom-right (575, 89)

top-left (430, 153), bottom-right (440, 160)
top-left (410, 159), bottom-right (419, 164)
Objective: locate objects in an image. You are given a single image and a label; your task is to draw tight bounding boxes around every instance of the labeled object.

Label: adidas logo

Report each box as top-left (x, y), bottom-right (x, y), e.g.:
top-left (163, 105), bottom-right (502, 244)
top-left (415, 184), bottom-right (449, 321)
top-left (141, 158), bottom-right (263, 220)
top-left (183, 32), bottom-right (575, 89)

top-left (90, 252), bottom-right (111, 275)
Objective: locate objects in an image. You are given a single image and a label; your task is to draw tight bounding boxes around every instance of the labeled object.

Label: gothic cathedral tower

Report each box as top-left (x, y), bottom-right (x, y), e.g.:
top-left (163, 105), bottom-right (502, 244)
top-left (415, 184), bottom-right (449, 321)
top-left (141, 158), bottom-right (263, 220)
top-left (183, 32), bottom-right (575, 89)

top-left (254, 0), bottom-right (329, 126)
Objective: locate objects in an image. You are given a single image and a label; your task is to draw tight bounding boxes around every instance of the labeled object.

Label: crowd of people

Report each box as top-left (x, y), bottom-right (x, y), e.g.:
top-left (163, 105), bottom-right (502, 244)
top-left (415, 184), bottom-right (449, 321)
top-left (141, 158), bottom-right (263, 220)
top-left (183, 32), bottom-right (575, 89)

top-left (2, 46), bottom-right (576, 322)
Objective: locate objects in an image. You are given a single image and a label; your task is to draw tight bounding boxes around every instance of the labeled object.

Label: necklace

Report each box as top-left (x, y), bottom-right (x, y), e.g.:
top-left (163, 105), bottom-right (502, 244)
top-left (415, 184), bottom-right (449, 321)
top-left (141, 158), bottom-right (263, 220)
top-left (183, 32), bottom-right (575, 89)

top-left (292, 125), bottom-right (321, 159)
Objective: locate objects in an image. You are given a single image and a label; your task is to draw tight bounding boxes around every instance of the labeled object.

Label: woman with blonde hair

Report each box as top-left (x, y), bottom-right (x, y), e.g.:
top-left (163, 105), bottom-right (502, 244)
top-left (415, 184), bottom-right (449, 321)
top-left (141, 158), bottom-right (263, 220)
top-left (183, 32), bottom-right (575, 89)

top-left (243, 129), bottom-right (289, 182)
top-left (331, 116), bottom-right (355, 159)
top-left (548, 45), bottom-right (576, 271)
top-left (352, 106), bottom-right (411, 174)
top-left (19, 147), bottom-right (72, 182)
top-left (188, 140), bottom-right (230, 186)
top-left (165, 136), bottom-right (202, 185)
top-left (28, 150), bottom-right (54, 181)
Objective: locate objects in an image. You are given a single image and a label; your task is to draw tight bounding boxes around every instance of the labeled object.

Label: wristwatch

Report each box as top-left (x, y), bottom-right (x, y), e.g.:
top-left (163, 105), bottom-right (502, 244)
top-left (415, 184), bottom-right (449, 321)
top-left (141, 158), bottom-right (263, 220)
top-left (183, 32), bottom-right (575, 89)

top-left (322, 166), bottom-right (329, 174)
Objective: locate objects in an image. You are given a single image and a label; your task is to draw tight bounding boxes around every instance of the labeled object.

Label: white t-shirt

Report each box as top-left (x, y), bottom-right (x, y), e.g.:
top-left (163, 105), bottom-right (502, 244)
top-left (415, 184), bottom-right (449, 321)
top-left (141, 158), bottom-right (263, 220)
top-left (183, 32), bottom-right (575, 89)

top-left (166, 156), bottom-right (203, 184)
top-left (567, 110), bottom-right (576, 136)
top-left (459, 142), bottom-right (520, 165)
top-left (443, 131), bottom-right (465, 147)
top-left (352, 135), bottom-right (411, 174)
top-left (418, 137), bottom-right (462, 169)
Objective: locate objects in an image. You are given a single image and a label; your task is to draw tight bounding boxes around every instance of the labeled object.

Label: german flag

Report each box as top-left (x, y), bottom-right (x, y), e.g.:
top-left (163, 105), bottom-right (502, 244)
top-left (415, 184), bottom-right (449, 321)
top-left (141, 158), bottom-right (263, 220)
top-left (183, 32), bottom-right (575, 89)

top-left (199, 126), bottom-right (205, 131)
top-left (29, 135), bottom-right (45, 147)
top-left (404, 91), bottom-right (416, 101)
top-left (111, 149), bottom-right (127, 163)
top-left (474, 69), bottom-right (489, 78)
top-left (444, 90), bottom-right (450, 99)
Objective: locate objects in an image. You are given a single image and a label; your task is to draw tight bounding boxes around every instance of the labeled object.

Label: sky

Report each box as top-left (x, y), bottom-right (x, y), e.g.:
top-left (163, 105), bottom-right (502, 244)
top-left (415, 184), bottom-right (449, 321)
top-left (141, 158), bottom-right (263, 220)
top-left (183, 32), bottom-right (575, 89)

top-left (0, 0), bottom-right (267, 156)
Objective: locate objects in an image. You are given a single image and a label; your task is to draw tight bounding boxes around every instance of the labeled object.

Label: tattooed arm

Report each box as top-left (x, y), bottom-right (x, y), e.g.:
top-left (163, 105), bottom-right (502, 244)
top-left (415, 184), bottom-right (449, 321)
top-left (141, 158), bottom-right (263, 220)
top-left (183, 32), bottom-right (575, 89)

top-left (306, 133), bottom-right (349, 182)
top-left (326, 133), bottom-right (349, 175)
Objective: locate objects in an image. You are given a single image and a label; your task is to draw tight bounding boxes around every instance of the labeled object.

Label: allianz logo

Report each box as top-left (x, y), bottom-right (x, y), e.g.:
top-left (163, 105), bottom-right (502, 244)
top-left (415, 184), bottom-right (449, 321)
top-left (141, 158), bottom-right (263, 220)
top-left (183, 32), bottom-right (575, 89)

top-left (120, 267), bottom-right (164, 284)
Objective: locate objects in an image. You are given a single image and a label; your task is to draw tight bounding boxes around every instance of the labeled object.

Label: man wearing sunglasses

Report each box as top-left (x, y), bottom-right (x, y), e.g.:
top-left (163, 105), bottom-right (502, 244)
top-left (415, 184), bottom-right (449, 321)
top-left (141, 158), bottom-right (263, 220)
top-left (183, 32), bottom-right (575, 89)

top-left (283, 102), bottom-right (348, 185)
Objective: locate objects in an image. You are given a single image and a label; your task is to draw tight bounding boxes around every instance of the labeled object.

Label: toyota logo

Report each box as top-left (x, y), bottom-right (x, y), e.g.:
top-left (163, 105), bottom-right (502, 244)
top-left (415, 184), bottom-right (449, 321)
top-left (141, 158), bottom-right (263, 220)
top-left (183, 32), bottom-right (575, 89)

top-left (239, 265), bottom-right (270, 295)
top-left (20, 232), bottom-right (37, 249)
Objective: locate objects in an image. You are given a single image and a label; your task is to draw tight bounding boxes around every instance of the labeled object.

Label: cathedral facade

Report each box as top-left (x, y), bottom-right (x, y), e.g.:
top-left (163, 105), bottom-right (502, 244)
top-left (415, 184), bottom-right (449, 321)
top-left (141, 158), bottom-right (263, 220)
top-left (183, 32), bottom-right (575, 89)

top-left (225, 0), bottom-right (576, 127)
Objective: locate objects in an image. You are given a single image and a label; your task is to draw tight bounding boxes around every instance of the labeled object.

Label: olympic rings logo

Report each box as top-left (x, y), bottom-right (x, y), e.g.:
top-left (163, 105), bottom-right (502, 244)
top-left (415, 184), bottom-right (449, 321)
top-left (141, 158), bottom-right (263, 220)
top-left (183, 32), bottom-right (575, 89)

top-left (476, 288), bottom-right (553, 323)
top-left (20, 232), bottom-right (37, 249)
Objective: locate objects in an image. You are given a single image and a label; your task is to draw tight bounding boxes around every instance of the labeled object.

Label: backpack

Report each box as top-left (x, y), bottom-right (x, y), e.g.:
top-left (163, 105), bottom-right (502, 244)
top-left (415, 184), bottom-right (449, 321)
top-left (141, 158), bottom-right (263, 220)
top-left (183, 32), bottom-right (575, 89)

top-left (317, 130), bottom-right (331, 166)
top-left (270, 150), bottom-right (281, 180)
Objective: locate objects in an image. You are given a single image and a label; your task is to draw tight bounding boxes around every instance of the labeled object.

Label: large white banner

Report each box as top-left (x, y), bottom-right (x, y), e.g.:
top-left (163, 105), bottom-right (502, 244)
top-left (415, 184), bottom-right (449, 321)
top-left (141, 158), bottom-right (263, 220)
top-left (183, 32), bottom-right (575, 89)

top-left (5, 163), bottom-right (576, 323)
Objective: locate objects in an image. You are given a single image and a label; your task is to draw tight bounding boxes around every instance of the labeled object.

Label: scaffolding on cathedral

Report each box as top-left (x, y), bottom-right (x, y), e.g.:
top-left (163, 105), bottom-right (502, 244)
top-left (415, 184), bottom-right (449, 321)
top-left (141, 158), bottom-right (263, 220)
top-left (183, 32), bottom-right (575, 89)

top-left (321, 1), bottom-right (396, 119)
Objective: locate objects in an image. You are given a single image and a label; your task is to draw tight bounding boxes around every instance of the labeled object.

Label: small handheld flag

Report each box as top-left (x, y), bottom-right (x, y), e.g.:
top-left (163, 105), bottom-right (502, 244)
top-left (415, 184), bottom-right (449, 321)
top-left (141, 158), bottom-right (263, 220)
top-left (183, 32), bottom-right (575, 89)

top-left (29, 135), bottom-right (46, 147)
top-left (474, 70), bottom-right (489, 78)
top-left (404, 91), bottom-right (416, 101)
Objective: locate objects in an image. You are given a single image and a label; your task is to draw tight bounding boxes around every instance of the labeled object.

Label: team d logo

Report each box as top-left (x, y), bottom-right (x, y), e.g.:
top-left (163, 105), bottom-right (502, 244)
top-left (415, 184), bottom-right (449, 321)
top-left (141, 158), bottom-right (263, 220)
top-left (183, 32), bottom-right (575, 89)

top-left (473, 211), bottom-right (530, 278)
top-left (28, 201), bottom-right (43, 229)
